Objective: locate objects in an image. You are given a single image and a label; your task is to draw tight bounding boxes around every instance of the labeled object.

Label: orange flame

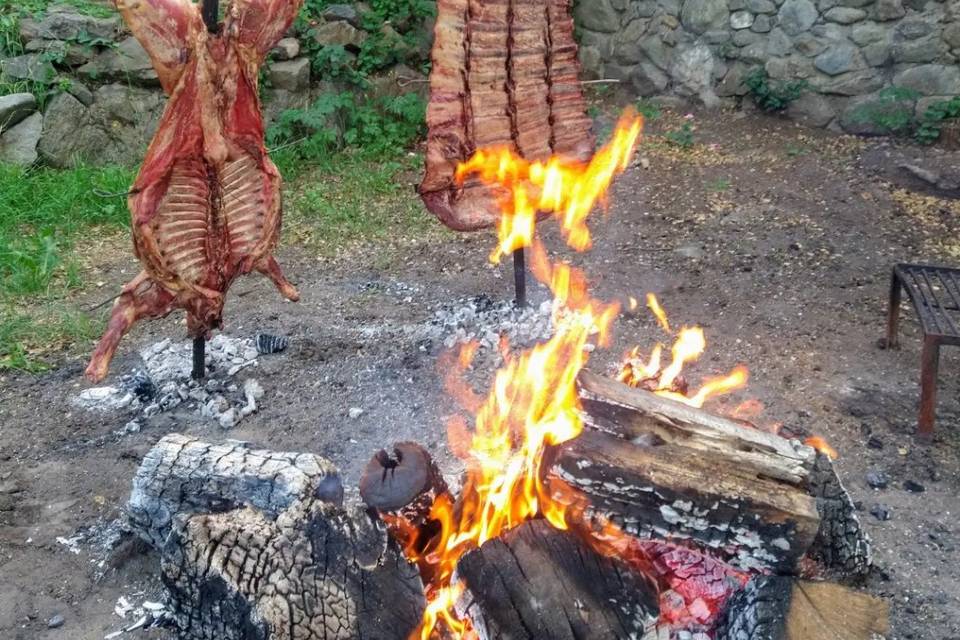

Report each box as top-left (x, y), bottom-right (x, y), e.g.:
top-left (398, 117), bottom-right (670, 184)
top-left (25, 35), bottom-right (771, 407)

top-left (805, 436), bottom-right (838, 459)
top-left (402, 112), bottom-right (641, 639)
top-left (455, 110), bottom-right (643, 263)
top-left (647, 292), bottom-right (670, 332)
top-left (618, 295), bottom-right (749, 408)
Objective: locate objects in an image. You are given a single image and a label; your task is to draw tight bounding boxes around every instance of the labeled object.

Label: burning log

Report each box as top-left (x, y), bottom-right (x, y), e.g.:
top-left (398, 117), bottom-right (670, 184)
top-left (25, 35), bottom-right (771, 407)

top-left (128, 435), bottom-right (425, 640)
top-left (547, 372), bottom-right (867, 576)
top-left (717, 576), bottom-right (888, 640)
top-left (359, 441), bottom-right (449, 526)
top-left (454, 520), bottom-right (659, 639)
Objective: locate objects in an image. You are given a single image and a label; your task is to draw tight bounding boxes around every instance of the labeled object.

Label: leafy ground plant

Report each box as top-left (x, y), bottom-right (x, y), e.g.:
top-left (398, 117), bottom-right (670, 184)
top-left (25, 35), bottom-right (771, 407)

top-left (744, 68), bottom-right (806, 112)
top-left (916, 96), bottom-right (960, 145)
top-left (664, 121), bottom-right (695, 148)
top-left (851, 86), bottom-right (920, 135)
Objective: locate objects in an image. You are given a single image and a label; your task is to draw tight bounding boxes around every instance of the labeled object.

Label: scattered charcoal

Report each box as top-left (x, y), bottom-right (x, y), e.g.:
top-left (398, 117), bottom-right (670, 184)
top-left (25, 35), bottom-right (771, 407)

top-left (256, 332), bottom-right (289, 354)
top-left (121, 371), bottom-right (157, 402)
top-left (867, 435), bottom-right (884, 450)
top-left (870, 504), bottom-right (892, 521)
top-left (866, 470), bottom-right (890, 490)
top-left (903, 480), bottom-right (925, 493)
top-left (47, 614), bottom-right (64, 629)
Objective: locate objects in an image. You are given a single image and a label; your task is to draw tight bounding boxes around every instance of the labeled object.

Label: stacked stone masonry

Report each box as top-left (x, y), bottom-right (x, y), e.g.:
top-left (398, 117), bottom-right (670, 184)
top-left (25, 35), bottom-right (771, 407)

top-left (0, 4), bottom-right (429, 167)
top-left (0, 1), bottom-right (957, 166)
top-left (575, 0), bottom-right (960, 130)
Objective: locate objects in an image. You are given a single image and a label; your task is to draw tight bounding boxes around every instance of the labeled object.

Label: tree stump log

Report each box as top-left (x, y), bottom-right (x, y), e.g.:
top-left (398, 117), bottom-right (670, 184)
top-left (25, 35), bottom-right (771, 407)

top-left (716, 576), bottom-right (888, 640)
top-left (129, 435), bottom-right (425, 640)
top-left (454, 520), bottom-right (660, 640)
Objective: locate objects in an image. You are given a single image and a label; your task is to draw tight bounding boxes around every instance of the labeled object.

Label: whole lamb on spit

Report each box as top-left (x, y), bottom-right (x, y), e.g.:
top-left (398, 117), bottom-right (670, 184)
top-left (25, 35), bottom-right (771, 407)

top-left (86, 0), bottom-right (303, 382)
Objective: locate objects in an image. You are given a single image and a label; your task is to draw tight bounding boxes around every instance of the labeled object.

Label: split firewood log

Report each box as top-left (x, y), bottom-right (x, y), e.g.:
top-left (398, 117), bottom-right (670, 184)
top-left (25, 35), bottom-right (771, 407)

top-left (545, 372), bottom-right (871, 578)
top-left (359, 441), bottom-right (449, 526)
top-left (454, 519), bottom-right (660, 640)
top-left (716, 576), bottom-right (889, 640)
top-left (128, 435), bottom-right (425, 640)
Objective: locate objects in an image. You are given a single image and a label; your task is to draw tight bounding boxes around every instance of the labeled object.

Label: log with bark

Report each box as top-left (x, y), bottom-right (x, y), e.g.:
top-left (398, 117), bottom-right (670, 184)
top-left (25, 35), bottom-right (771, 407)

top-left (544, 371), bottom-right (871, 577)
top-left (128, 435), bottom-right (425, 640)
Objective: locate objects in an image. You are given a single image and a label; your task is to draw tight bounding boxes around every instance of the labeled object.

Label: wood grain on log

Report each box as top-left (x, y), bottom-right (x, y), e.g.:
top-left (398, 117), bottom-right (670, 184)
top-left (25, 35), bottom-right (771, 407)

top-left (547, 373), bottom-right (821, 573)
top-left (717, 576), bottom-right (888, 640)
top-left (455, 520), bottom-right (659, 640)
top-left (129, 435), bottom-right (425, 640)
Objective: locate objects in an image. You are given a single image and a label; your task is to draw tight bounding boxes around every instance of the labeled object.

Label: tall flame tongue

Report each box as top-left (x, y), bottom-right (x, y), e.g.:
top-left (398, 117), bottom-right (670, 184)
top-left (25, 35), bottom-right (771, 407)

top-left (405, 112), bottom-right (643, 639)
top-left (618, 294), bottom-right (750, 408)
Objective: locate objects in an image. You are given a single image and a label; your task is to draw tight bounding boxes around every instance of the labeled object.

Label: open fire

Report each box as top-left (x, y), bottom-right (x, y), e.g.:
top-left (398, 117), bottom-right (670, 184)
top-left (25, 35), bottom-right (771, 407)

top-left (391, 110), bottom-right (790, 639)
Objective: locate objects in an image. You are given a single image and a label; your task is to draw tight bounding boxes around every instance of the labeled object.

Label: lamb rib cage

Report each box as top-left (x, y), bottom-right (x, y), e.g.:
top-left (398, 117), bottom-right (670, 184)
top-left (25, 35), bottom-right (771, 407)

top-left (419, 0), bottom-right (596, 231)
top-left (85, 0), bottom-right (303, 382)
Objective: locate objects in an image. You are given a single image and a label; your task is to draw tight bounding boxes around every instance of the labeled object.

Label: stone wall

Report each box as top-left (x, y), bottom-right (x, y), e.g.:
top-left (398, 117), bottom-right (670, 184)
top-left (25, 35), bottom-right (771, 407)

top-left (0, 4), bottom-right (427, 168)
top-left (574, 0), bottom-right (960, 130)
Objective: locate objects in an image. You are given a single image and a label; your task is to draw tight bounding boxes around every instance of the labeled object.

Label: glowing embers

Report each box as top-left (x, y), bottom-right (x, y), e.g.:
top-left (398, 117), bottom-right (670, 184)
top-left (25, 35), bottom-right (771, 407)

top-left (618, 294), bottom-right (749, 408)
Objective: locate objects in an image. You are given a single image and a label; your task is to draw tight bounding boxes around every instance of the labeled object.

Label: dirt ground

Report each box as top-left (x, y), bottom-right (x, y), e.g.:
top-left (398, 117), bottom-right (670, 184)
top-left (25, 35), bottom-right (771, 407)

top-left (2, 107), bottom-right (960, 640)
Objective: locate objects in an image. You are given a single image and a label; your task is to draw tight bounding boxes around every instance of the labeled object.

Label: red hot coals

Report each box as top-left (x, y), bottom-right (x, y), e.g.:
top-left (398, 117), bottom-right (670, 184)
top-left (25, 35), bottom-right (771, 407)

top-left (86, 0), bottom-right (302, 382)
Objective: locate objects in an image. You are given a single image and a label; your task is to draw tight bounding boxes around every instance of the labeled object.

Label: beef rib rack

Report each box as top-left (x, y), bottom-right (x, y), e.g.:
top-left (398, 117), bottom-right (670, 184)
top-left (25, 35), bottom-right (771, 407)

top-left (419, 0), bottom-right (597, 231)
top-left (85, 0), bottom-right (303, 382)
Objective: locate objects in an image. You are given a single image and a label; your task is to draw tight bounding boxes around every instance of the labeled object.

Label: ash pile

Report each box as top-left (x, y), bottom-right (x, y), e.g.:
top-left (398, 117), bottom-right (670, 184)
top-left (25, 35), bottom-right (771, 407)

top-left (73, 334), bottom-right (286, 430)
top-left (431, 294), bottom-right (555, 351)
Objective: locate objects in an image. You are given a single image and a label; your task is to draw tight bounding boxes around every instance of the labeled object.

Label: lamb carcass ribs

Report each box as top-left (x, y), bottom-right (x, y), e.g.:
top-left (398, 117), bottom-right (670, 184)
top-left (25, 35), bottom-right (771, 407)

top-left (86, 0), bottom-right (303, 382)
top-left (419, 0), bottom-right (596, 231)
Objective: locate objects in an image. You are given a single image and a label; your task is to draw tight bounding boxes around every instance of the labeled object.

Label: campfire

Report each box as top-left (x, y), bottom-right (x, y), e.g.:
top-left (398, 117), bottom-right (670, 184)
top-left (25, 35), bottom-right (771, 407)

top-left (123, 110), bottom-right (887, 640)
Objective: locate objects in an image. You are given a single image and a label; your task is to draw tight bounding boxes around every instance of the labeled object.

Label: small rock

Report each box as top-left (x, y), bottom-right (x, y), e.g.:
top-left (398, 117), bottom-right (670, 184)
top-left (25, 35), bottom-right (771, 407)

top-left (272, 37), bottom-right (301, 60)
top-left (268, 58), bottom-right (311, 92)
top-left (322, 4), bottom-right (361, 26)
top-left (899, 163), bottom-right (940, 187)
top-left (870, 503), bottom-right (891, 520)
top-left (0, 93), bottom-right (37, 129)
top-left (904, 480), bottom-right (925, 493)
top-left (311, 20), bottom-right (367, 49)
top-left (866, 470), bottom-right (890, 489)
top-left (0, 54), bottom-right (55, 83)
top-left (348, 407), bottom-right (365, 419)
top-left (124, 421), bottom-right (141, 434)
top-left (47, 614), bottom-right (65, 629)
top-left (0, 111), bottom-right (42, 166)
top-left (867, 435), bottom-right (884, 449)
top-left (730, 10), bottom-right (754, 29)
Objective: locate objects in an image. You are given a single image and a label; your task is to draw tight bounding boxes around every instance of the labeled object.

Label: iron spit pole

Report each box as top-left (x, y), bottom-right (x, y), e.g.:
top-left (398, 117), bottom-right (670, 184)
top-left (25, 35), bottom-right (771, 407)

top-left (202, 0), bottom-right (219, 33)
top-left (192, 336), bottom-right (206, 380)
top-left (192, 0), bottom-right (218, 381)
top-left (513, 247), bottom-right (527, 308)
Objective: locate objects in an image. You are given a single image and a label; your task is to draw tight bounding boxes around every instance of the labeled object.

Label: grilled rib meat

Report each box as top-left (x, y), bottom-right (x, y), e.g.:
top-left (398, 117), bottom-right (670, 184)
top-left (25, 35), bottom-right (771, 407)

top-left (86, 0), bottom-right (303, 382)
top-left (419, 0), bottom-right (596, 231)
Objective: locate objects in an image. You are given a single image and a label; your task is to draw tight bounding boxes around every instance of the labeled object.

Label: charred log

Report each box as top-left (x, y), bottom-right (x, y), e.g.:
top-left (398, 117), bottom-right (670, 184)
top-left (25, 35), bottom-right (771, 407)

top-left (716, 576), bottom-right (888, 640)
top-left (129, 435), bottom-right (425, 640)
top-left (547, 372), bottom-right (822, 573)
top-left (454, 520), bottom-right (659, 640)
top-left (128, 434), bottom-right (344, 548)
top-left (359, 441), bottom-right (448, 525)
top-left (806, 453), bottom-right (872, 579)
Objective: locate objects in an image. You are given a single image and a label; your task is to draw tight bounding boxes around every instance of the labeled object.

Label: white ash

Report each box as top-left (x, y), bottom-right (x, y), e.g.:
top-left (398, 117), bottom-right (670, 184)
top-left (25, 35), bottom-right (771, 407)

top-left (73, 335), bottom-right (266, 431)
top-left (106, 594), bottom-right (171, 638)
top-left (56, 518), bottom-right (131, 579)
top-left (430, 294), bottom-right (555, 351)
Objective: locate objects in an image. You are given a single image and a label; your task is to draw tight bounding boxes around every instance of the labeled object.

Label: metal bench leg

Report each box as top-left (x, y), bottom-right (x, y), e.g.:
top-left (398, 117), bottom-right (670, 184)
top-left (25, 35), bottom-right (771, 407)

top-left (918, 335), bottom-right (940, 440)
top-left (886, 270), bottom-right (902, 349)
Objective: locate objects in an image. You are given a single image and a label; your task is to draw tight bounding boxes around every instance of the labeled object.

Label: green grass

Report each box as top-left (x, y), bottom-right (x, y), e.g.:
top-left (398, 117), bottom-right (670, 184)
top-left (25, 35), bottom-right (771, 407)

top-left (706, 177), bottom-right (731, 193)
top-left (0, 163), bottom-right (134, 298)
top-left (0, 304), bottom-right (101, 372)
top-left (284, 151), bottom-right (437, 248)
top-left (1, 0), bottom-right (115, 57)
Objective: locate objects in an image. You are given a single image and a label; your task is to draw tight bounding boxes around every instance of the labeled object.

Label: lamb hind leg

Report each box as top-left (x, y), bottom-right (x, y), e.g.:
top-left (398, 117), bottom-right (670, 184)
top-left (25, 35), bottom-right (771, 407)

top-left (257, 256), bottom-right (300, 301)
top-left (86, 273), bottom-right (176, 382)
